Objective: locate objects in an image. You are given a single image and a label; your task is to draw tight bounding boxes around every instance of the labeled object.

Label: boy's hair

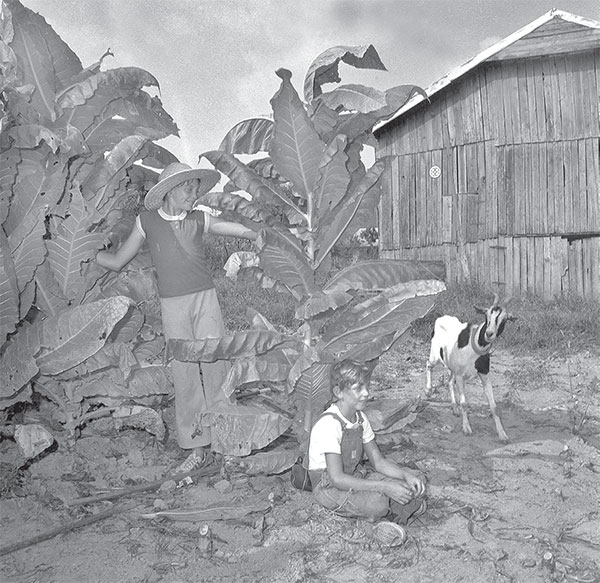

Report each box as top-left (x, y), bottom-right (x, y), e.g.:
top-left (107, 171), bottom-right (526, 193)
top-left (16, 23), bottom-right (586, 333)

top-left (330, 359), bottom-right (375, 395)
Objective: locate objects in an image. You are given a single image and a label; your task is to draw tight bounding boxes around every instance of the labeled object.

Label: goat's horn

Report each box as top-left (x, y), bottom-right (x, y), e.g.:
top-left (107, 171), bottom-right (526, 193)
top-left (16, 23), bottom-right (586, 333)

top-left (503, 295), bottom-right (513, 307)
top-left (492, 292), bottom-right (500, 307)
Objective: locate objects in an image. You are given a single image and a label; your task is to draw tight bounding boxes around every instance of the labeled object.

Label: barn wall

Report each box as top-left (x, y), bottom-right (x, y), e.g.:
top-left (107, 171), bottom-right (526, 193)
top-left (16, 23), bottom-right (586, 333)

top-left (380, 235), bottom-right (600, 300)
top-left (377, 47), bottom-right (600, 300)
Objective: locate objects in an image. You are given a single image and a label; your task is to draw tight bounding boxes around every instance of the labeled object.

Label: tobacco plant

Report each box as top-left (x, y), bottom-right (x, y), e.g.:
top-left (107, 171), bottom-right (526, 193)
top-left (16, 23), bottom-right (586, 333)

top-left (168, 46), bottom-right (446, 463)
top-left (0, 0), bottom-right (179, 435)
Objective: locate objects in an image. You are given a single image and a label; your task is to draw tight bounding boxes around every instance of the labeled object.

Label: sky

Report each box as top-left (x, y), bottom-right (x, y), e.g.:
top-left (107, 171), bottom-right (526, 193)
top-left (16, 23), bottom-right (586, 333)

top-left (24, 0), bottom-right (600, 167)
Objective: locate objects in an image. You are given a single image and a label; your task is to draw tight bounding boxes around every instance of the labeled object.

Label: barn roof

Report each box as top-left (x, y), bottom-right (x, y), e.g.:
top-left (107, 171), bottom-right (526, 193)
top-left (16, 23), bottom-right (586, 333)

top-left (374, 9), bottom-right (600, 135)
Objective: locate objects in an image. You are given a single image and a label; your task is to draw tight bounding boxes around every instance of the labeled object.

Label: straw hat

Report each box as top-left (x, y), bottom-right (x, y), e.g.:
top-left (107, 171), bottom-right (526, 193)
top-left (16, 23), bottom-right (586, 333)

top-left (144, 162), bottom-right (220, 210)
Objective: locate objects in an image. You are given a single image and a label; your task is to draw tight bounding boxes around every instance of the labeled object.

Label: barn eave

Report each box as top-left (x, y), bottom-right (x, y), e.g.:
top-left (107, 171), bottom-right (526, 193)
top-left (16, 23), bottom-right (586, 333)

top-left (374, 9), bottom-right (600, 137)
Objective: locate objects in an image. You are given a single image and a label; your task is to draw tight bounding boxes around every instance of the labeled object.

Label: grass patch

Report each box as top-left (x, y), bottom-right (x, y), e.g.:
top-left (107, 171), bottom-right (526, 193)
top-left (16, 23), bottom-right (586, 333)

top-left (411, 282), bottom-right (600, 355)
top-left (215, 275), bottom-right (297, 332)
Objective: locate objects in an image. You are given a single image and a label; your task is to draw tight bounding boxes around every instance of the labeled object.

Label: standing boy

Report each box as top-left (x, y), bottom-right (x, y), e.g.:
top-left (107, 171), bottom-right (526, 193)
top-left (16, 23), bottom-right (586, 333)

top-left (96, 162), bottom-right (257, 473)
top-left (308, 360), bottom-right (427, 536)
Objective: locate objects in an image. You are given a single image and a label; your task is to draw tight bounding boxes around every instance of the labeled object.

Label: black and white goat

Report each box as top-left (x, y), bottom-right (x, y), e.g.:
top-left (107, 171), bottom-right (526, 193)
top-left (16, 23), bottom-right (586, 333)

top-left (425, 293), bottom-right (515, 443)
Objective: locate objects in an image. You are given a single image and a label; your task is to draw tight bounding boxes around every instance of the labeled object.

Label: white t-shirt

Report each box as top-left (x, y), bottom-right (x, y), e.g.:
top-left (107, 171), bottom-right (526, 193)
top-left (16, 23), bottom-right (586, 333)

top-left (307, 404), bottom-right (375, 471)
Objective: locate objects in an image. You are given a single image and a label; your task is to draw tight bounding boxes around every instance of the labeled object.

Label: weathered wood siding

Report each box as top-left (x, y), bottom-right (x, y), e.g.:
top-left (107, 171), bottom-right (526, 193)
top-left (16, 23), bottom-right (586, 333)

top-left (378, 48), bottom-right (600, 300)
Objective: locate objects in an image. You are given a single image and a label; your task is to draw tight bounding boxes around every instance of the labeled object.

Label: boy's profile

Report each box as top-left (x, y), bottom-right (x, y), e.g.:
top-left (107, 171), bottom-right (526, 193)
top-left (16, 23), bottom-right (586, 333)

top-left (308, 359), bottom-right (427, 535)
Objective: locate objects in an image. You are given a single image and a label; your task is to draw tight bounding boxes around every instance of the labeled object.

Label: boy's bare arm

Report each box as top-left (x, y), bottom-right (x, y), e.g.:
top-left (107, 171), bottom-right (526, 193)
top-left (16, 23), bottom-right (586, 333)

top-left (325, 452), bottom-right (415, 504)
top-left (96, 226), bottom-right (145, 272)
top-left (365, 441), bottom-right (426, 496)
top-left (206, 217), bottom-right (257, 240)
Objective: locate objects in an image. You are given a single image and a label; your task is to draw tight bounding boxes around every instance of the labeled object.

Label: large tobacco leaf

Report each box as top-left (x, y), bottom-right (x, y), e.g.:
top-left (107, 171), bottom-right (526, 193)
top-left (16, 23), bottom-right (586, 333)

top-left (0, 323), bottom-right (40, 404)
top-left (322, 280), bottom-right (445, 357)
top-left (169, 330), bottom-right (303, 363)
top-left (77, 365), bottom-right (172, 400)
top-left (314, 135), bottom-right (350, 223)
top-left (269, 69), bottom-right (324, 200)
top-left (36, 296), bottom-right (131, 375)
top-left (255, 229), bottom-right (318, 301)
top-left (200, 404), bottom-right (292, 456)
top-left (0, 228), bottom-right (19, 344)
top-left (0, 150), bottom-right (20, 225)
top-left (219, 117), bottom-right (273, 155)
top-left (303, 44), bottom-right (386, 103)
top-left (55, 341), bottom-right (137, 381)
top-left (7, 206), bottom-right (46, 293)
top-left (0, 320), bottom-right (40, 400)
top-left (201, 150), bottom-right (302, 220)
top-left (222, 355), bottom-right (292, 397)
top-left (46, 189), bottom-right (104, 301)
top-left (56, 67), bottom-right (159, 109)
top-left (324, 260), bottom-right (446, 294)
top-left (199, 191), bottom-right (280, 229)
top-left (6, 0), bottom-right (82, 121)
top-left (234, 449), bottom-right (298, 475)
top-left (293, 362), bottom-right (331, 435)
top-left (34, 259), bottom-right (69, 317)
top-left (315, 158), bottom-right (388, 268)
top-left (4, 148), bottom-right (67, 235)
top-left (83, 135), bottom-right (149, 212)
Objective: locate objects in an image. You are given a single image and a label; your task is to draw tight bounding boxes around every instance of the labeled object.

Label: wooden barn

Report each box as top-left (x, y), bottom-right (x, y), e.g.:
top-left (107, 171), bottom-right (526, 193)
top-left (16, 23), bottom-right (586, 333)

top-left (374, 9), bottom-right (600, 301)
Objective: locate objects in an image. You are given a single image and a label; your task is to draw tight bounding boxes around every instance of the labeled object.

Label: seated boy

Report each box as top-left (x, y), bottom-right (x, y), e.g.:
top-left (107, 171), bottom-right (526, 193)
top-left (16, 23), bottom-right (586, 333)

top-left (308, 359), bottom-right (427, 528)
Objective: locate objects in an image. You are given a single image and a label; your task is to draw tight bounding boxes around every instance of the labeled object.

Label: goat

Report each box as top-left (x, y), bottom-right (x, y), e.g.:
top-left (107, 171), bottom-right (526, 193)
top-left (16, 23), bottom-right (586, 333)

top-left (425, 293), bottom-right (515, 443)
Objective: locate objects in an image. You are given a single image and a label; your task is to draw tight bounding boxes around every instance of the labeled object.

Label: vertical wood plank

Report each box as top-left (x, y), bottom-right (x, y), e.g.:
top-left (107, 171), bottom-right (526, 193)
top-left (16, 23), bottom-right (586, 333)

top-left (518, 144), bottom-right (527, 234)
top-left (592, 237), bottom-right (600, 300)
top-left (584, 51), bottom-right (600, 136)
top-left (565, 141), bottom-right (574, 233)
top-left (409, 154), bottom-right (418, 246)
top-left (501, 63), bottom-right (514, 145)
top-left (379, 133), bottom-right (391, 250)
top-left (516, 59), bottom-right (530, 143)
top-left (527, 237), bottom-right (536, 295)
top-left (554, 142), bottom-right (565, 233)
top-left (547, 142), bottom-right (556, 233)
top-left (540, 142), bottom-right (549, 234)
top-left (519, 238), bottom-right (528, 296)
top-left (541, 237), bottom-right (551, 300)
top-left (533, 58), bottom-right (547, 143)
top-left (525, 58), bottom-right (539, 143)
top-left (535, 237), bottom-right (544, 297)
top-left (432, 149), bottom-right (443, 245)
top-left (550, 237), bottom-right (562, 298)
top-left (512, 237), bottom-right (520, 296)
top-left (587, 138), bottom-right (600, 230)
top-left (556, 54), bottom-right (573, 140)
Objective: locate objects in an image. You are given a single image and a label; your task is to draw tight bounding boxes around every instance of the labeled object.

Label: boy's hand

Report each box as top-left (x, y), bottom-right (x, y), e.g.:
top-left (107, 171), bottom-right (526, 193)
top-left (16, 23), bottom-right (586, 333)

top-left (382, 481), bottom-right (414, 505)
top-left (404, 473), bottom-right (426, 497)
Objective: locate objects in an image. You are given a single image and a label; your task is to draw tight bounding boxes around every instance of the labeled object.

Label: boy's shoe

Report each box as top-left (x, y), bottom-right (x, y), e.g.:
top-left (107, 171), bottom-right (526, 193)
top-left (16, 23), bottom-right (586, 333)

top-left (390, 497), bottom-right (428, 526)
top-left (408, 498), bottom-right (428, 524)
top-left (174, 449), bottom-right (211, 475)
top-left (372, 521), bottom-right (407, 547)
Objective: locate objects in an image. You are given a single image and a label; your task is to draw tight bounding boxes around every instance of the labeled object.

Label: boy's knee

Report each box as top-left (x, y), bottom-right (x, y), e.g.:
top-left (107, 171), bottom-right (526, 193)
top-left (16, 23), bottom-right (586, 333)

top-left (363, 494), bottom-right (390, 520)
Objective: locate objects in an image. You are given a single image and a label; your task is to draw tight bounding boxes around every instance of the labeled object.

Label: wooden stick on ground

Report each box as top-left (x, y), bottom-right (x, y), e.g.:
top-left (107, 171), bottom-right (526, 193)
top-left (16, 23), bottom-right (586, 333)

top-left (67, 463), bottom-right (220, 506)
top-left (0, 502), bottom-right (138, 557)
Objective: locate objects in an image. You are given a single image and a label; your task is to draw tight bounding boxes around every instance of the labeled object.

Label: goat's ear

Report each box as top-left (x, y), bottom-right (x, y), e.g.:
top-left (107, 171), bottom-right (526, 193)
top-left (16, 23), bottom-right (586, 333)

top-left (474, 305), bottom-right (487, 314)
top-left (507, 313), bottom-right (518, 321)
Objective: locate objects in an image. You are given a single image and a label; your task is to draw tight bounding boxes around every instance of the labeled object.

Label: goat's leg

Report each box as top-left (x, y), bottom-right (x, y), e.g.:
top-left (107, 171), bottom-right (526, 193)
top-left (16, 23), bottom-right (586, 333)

top-left (448, 373), bottom-right (460, 416)
top-left (455, 376), bottom-right (472, 435)
top-left (478, 373), bottom-right (509, 443)
top-left (425, 358), bottom-right (435, 396)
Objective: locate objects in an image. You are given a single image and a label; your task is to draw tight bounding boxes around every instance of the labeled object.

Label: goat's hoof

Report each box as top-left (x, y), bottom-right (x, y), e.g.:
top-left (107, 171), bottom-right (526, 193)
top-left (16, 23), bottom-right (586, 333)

top-left (452, 406), bottom-right (460, 416)
top-left (499, 435), bottom-right (509, 443)
top-left (462, 427), bottom-right (473, 436)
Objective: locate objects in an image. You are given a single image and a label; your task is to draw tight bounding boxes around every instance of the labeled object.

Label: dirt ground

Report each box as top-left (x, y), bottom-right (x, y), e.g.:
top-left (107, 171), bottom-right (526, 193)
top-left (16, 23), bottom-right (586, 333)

top-left (1, 336), bottom-right (599, 583)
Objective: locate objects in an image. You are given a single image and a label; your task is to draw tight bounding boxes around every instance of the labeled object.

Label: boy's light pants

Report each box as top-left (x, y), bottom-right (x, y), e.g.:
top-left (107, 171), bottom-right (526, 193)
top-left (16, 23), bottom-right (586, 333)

top-left (160, 288), bottom-right (231, 450)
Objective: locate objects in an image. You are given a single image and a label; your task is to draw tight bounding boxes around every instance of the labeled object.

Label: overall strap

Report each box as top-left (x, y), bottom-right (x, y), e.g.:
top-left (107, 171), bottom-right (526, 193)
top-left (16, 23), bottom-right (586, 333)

top-left (319, 410), bottom-right (364, 430)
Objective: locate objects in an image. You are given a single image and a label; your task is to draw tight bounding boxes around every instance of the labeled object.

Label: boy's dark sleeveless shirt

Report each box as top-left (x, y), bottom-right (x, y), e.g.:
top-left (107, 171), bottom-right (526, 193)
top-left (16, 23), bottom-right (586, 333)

top-left (139, 209), bottom-right (214, 298)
